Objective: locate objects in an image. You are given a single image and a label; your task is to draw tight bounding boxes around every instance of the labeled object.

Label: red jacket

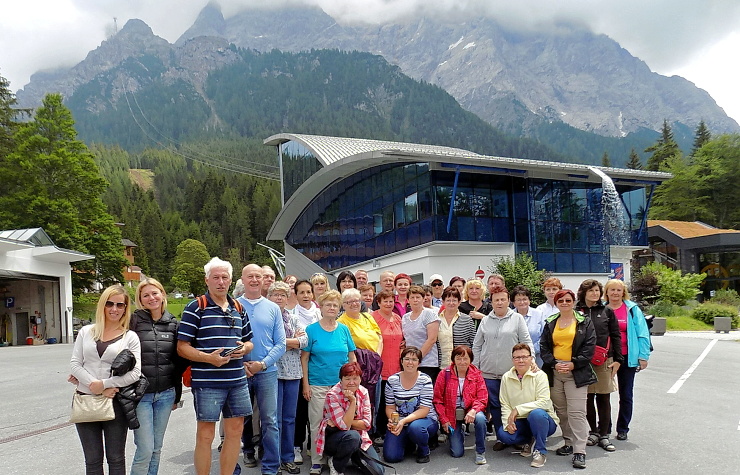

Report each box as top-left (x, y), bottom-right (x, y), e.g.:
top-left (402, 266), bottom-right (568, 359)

top-left (432, 363), bottom-right (488, 427)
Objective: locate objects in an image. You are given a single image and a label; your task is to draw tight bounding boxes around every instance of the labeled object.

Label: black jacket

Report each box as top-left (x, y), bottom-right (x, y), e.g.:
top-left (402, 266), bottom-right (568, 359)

top-left (540, 312), bottom-right (597, 388)
top-left (576, 301), bottom-right (624, 365)
top-left (110, 349), bottom-right (149, 429)
top-left (129, 309), bottom-right (184, 403)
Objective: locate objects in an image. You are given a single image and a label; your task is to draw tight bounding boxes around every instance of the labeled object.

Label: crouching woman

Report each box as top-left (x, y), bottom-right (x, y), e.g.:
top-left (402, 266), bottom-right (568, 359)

top-left (315, 362), bottom-right (384, 475)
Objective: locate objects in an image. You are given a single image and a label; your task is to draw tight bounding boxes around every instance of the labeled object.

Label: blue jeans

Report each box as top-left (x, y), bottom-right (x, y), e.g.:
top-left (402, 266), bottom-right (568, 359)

top-left (243, 370), bottom-right (280, 475)
top-left (448, 412), bottom-right (487, 457)
top-left (383, 417), bottom-right (439, 462)
top-left (496, 409), bottom-right (557, 454)
top-left (484, 378), bottom-right (503, 432)
top-left (131, 387), bottom-right (176, 475)
top-left (616, 364), bottom-right (637, 434)
top-left (277, 379), bottom-right (300, 463)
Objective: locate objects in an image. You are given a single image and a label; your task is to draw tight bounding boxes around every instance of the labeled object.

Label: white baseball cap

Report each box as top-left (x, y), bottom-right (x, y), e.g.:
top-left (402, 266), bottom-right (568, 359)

top-left (429, 274), bottom-right (444, 285)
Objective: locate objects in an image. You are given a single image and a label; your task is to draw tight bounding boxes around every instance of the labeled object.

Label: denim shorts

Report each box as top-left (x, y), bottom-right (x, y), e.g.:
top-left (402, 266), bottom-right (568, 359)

top-left (193, 384), bottom-right (252, 422)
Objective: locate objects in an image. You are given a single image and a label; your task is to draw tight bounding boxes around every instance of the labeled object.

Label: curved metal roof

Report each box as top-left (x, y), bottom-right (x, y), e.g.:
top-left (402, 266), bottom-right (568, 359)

top-left (264, 133), bottom-right (672, 241)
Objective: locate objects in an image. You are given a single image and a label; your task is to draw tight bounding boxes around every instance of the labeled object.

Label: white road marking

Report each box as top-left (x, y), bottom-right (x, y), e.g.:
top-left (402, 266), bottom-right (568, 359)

top-left (667, 339), bottom-right (718, 394)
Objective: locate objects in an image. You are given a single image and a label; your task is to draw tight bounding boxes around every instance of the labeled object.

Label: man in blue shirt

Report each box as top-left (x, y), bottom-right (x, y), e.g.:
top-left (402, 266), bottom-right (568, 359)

top-left (177, 257), bottom-right (254, 475)
top-left (237, 264), bottom-right (287, 475)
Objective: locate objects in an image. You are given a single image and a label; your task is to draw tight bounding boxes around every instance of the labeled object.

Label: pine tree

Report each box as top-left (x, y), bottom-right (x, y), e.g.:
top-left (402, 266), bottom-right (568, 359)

top-left (645, 119), bottom-right (680, 171)
top-left (601, 152), bottom-right (611, 167)
top-left (691, 120), bottom-right (711, 155)
top-left (0, 72), bottom-right (29, 158)
top-left (0, 93), bottom-right (126, 291)
top-left (626, 148), bottom-right (642, 170)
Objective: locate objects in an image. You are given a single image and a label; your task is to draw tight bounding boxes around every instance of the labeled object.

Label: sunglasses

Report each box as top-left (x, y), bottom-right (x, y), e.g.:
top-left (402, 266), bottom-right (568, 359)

top-left (105, 301), bottom-right (126, 309)
top-left (431, 282), bottom-right (443, 287)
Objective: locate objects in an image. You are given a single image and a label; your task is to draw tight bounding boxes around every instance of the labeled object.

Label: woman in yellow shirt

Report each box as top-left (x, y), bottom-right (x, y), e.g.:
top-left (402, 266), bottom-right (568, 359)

top-left (539, 289), bottom-right (596, 470)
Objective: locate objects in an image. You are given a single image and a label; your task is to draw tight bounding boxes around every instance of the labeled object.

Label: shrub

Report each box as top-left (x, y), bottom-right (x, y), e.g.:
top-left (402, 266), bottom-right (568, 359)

top-left (709, 289), bottom-right (740, 307)
top-left (632, 262), bottom-right (705, 306)
top-left (691, 302), bottom-right (739, 326)
top-left (491, 253), bottom-right (550, 304)
top-left (647, 301), bottom-right (686, 318)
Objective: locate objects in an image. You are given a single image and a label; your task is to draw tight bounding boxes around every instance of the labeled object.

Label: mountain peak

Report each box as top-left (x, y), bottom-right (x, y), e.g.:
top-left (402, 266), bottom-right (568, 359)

top-left (176, 2), bottom-right (226, 45)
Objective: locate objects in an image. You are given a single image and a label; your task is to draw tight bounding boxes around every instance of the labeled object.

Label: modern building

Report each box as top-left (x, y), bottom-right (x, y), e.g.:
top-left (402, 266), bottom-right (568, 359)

top-left (265, 134), bottom-right (671, 290)
top-left (0, 228), bottom-right (93, 346)
top-left (648, 220), bottom-right (740, 296)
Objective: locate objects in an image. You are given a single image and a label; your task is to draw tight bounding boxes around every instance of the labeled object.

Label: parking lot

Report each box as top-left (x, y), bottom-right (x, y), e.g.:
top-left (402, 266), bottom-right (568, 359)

top-left (1, 331), bottom-right (739, 474)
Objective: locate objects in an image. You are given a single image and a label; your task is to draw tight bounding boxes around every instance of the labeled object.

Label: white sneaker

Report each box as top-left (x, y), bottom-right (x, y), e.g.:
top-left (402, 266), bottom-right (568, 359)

top-left (328, 457), bottom-right (343, 475)
top-left (293, 447), bottom-right (303, 464)
top-left (475, 453), bottom-right (487, 465)
top-left (531, 450), bottom-right (546, 468)
top-left (438, 433), bottom-right (447, 443)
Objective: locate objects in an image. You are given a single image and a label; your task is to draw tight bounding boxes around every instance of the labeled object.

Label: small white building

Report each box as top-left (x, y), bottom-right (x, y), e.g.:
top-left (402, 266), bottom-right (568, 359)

top-left (0, 228), bottom-right (93, 346)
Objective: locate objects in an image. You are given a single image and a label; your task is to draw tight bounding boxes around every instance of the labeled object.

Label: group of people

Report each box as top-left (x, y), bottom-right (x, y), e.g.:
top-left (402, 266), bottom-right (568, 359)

top-left (68, 262), bottom-right (652, 474)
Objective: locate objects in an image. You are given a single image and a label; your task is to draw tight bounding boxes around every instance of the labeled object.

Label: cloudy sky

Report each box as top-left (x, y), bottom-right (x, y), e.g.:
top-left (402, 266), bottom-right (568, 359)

top-left (2, 0), bottom-right (740, 123)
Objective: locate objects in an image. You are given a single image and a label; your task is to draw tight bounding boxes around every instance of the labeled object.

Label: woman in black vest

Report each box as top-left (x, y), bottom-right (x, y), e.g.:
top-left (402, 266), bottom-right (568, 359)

top-left (129, 278), bottom-right (183, 475)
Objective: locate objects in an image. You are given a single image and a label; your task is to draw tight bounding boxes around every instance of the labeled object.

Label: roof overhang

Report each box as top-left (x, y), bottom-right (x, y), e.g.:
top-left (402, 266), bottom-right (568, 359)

top-left (29, 246), bottom-right (95, 263)
top-left (265, 133), bottom-right (672, 241)
top-left (649, 225), bottom-right (740, 251)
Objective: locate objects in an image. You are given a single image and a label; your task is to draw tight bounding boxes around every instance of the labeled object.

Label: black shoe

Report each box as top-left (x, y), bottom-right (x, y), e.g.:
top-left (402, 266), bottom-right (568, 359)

top-left (244, 454), bottom-right (258, 468)
top-left (492, 440), bottom-right (508, 451)
top-left (572, 453), bottom-right (586, 469)
top-left (416, 454), bottom-right (430, 464)
top-left (280, 462), bottom-right (301, 474)
top-left (428, 437), bottom-right (439, 451)
top-left (556, 445), bottom-right (573, 456)
top-left (616, 432), bottom-right (628, 441)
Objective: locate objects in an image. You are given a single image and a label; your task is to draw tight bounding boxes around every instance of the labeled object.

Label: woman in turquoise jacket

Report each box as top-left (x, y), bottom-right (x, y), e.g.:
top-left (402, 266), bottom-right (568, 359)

top-left (604, 279), bottom-right (651, 441)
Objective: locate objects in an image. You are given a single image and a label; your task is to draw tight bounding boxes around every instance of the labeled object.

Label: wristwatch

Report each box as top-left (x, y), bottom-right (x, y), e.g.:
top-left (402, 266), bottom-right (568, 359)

top-left (260, 361), bottom-right (267, 371)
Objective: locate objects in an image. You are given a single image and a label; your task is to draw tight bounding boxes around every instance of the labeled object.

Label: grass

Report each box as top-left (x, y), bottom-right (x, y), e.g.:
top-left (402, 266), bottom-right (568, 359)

top-left (664, 315), bottom-right (714, 331)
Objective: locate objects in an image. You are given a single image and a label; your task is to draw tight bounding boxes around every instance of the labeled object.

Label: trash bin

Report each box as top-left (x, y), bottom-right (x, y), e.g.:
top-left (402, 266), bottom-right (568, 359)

top-left (26, 336), bottom-right (34, 345)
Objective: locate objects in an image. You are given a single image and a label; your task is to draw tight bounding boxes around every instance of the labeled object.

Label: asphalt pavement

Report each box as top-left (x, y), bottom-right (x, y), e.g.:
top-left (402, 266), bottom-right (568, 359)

top-left (1, 331), bottom-right (739, 474)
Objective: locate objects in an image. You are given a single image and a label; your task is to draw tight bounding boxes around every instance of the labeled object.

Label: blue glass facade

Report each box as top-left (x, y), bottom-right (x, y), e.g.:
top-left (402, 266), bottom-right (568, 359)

top-left (279, 140), bottom-right (649, 273)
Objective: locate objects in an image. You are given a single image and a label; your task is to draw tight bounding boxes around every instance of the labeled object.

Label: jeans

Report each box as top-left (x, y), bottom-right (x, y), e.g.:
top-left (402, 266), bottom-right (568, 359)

top-left (294, 389), bottom-right (310, 448)
top-left (448, 412), bottom-right (487, 457)
top-left (324, 430), bottom-right (384, 474)
top-left (75, 399), bottom-right (128, 475)
top-left (243, 370), bottom-right (280, 475)
top-left (383, 417), bottom-right (439, 462)
top-left (277, 379), bottom-right (301, 463)
top-left (131, 387), bottom-right (176, 475)
top-left (484, 378), bottom-right (503, 432)
top-left (193, 383), bottom-right (252, 421)
top-left (495, 409), bottom-right (557, 454)
top-left (616, 364), bottom-right (637, 434)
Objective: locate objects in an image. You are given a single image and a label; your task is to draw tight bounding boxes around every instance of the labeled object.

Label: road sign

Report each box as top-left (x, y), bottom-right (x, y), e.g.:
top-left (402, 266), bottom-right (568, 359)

top-left (474, 269), bottom-right (485, 279)
top-left (5, 297), bottom-right (14, 308)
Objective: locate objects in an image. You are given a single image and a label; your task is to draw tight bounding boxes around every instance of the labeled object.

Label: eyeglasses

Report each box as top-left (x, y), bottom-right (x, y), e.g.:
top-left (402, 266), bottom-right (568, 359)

top-left (226, 309), bottom-right (241, 328)
top-left (402, 357), bottom-right (419, 363)
top-left (431, 282), bottom-right (443, 287)
top-left (344, 300), bottom-right (361, 305)
top-left (556, 299), bottom-right (574, 304)
top-left (513, 355), bottom-right (531, 361)
top-left (105, 301), bottom-right (126, 309)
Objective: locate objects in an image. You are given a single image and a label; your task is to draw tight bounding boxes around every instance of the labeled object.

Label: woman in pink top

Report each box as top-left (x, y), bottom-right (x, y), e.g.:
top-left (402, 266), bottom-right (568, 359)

top-left (372, 289), bottom-right (404, 445)
top-left (393, 273), bottom-right (412, 317)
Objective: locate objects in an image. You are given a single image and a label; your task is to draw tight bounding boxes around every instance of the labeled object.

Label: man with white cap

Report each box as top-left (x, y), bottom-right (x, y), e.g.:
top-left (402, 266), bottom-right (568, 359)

top-left (429, 274), bottom-right (444, 308)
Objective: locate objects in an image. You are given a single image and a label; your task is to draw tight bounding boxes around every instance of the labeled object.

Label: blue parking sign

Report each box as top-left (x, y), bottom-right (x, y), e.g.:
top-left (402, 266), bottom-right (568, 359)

top-left (5, 297), bottom-right (14, 308)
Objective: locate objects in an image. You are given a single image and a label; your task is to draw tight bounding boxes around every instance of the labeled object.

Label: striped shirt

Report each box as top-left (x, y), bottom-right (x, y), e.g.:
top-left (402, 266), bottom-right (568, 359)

top-left (385, 371), bottom-right (438, 421)
top-left (178, 293), bottom-right (253, 389)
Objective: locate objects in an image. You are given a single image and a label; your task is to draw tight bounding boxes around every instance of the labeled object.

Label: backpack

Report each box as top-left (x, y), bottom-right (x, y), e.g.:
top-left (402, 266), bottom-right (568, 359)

top-left (182, 295), bottom-right (244, 387)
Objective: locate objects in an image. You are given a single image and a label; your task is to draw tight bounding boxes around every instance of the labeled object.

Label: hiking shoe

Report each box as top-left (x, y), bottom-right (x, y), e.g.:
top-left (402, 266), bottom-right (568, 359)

top-left (572, 453), bottom-right (586, 469)
top-left (530, 450), bottom-right (546, 468)
top-left (556, 445), bottom-right (573, 456)
top-left (281, 462), bottom-right (301, 474)
top-left (416, 454), bottom-right (430, 463)
top-left (520, 441), bottom-right (532, 457)
top-left (616, 432), bottom-right (628, 441)
top-left (293, 447), bottom-right (303, 464)
top-left (309, 464), bottom-right (322, 475)
top-left (328, 457), bottom-right (342, 475)
top-left (244, 454), bottom-right (258, 468)
top-left (475, 453), bottom-right (487, 465)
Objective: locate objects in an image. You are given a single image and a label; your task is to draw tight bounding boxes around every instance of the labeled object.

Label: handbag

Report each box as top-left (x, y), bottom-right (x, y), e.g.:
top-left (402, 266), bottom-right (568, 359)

top-left (351, 448), bottom-right (395, 475)
top-left (591, 337), bottom-right (610, 366)
top-left (70, 392), bottom-right (115, 423)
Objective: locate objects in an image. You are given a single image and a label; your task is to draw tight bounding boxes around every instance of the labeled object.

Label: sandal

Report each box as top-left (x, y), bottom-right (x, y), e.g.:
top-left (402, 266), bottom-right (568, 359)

top-left (586, 433), bottom-right (599, 446)
top-left (598, 437), bottom-right (616, 452)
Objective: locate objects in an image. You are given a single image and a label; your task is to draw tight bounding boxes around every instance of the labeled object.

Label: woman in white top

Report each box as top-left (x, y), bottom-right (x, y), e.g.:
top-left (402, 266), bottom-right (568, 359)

top-left (70, 284), bottom-right (142, 475)
top-left (402, 285), bottom-right (441, 383)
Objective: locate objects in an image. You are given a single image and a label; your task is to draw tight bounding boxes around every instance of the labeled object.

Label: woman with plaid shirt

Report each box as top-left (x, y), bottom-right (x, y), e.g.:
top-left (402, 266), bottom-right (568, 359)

top-left (315, 363), bottom-right (384, 475)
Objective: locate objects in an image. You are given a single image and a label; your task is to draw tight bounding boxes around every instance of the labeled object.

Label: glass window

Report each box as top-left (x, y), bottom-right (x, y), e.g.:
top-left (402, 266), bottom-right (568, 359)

top-left (405, 193), bottom-right (418, 225)
top-left (394, 200), bottom-right (405, 229)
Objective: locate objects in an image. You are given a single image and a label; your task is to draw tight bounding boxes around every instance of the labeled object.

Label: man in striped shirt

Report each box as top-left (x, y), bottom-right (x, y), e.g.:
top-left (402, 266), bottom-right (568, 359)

top-left (178, 257), bottom-right (254, 475)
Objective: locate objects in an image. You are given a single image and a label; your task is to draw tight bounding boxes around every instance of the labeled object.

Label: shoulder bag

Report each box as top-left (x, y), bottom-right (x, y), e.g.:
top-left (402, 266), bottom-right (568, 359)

top-left (70, 392), bottom-right (115, 423)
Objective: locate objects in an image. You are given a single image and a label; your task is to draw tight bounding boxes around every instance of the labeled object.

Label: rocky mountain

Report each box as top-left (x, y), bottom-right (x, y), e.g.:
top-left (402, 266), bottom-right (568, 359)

top-left (173, 3), bottom-right (738, 138)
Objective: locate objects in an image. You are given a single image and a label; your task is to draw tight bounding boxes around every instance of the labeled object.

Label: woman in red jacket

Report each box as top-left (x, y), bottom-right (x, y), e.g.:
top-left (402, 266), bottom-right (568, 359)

top-left (433, 345), bottom-right (489, 465)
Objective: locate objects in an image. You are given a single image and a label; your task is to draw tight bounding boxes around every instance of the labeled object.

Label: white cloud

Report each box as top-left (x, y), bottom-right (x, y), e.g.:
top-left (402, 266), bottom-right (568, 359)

top-left (1, 0), bottom-right (739, 123)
